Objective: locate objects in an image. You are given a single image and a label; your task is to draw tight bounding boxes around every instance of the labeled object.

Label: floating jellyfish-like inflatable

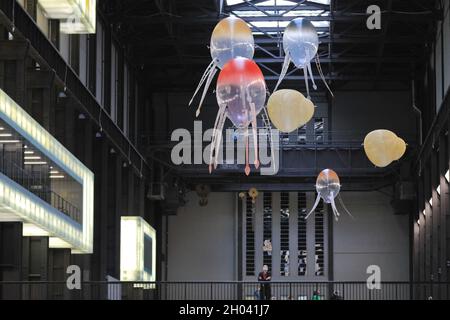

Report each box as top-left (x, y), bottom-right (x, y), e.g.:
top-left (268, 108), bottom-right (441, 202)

top-left (275, 18), bottom-right (333, 98)
top-left (211, 57), bottom-right (267, 176)
top-left (267, 89), bottom-right (315, 133)
top-left (189, 16), bottom-right (255, 117)
top-left (305, 169), bottom-right (354, 221)
top-left (363, 130), bottom-right (407, 168)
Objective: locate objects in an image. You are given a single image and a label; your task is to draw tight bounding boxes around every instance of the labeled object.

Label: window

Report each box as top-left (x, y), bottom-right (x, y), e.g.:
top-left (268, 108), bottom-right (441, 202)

top-left (314, 118), bottom-right (325, 144)
top-left (95, 21), bottom-right (105, 105)
top-left (79, 35), bottom-right (89, 85)
top-left (241, 192), bottom-right (328, 279)
top-left (298, 192), bottom-right (307, 276)
top-left (228, 0), bottom-right (330, 36)
top-left (111, 43), bottom-right (118, 122)
top-left (123, 64), bottom-right (130, 136)
top-left (314, 201), bottom-right (325, 276)
top-left (245, 195), bottom-right (255, 276)
top-left (280, 192), bottom-right (289, 276)
top-left (263, 192), bottom-right (272, 271)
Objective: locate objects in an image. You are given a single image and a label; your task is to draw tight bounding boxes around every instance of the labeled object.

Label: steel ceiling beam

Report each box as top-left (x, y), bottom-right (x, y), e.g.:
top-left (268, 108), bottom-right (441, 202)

top-left (123, 12), bottom-right (435, 24)
top-left (141, 56), bottom-right (418, 65)
top-left (143, 35), bottom-right (426, 46)
top-left (373, 0), bottom-right (393, 87)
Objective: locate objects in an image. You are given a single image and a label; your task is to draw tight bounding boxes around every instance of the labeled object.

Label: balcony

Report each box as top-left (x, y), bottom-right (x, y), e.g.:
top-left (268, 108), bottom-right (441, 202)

top-left (150, 127), bottom-right (417, 191)
top-left (0, 88), bottom-right (93, 253)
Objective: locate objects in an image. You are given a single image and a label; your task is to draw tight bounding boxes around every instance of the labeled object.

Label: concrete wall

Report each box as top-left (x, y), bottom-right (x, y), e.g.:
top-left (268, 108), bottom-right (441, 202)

top-left (333, 191), bottom-right (410, 281)
top-left (167, 192), bottom-right (237, 281)
top-left (166, 191), bottom-right (410, 282)
top-left (332, 90), bottom-right (416, 141)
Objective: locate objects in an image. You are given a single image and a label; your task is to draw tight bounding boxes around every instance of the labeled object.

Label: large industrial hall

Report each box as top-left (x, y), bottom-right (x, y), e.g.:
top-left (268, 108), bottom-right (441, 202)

top-left (0, 0), bottom-right (448, 303)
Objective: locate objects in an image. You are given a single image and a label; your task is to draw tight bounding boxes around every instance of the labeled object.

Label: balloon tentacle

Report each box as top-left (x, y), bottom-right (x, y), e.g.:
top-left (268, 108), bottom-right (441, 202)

top-left (337, 194), bottom-right (355, 220)
top-left (331, 198), bottom-right (340, 222)
top-left (315, 55), bottom-right (334, 97)
top-left (307, 62), bottom-right (318, 90)
top-left (189, 60), bottom-right (216, 106)
top-left (213, 109), bottom-right (227, 169)
top-left (274, 53), bottom-right (291, 92)
top-left (195, 67), bottom-right (218, 117)
top-left (303, 67), bottom-right (311, 99)
top-left (305, 193), bottom-right (321, 220)
top-left (245, 128), bottom-right (251, 176)
top-left (209, 104), bottom-right (226, 173)
top-left (262, 106), bottom-right (277, 174)
top-left (250, 102), bottom-right (259, 169)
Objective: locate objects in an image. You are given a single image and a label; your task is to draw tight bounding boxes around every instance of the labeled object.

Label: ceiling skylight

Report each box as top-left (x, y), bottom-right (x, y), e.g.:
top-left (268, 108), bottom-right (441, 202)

top-left (227, 0), bottom-right (331, 35)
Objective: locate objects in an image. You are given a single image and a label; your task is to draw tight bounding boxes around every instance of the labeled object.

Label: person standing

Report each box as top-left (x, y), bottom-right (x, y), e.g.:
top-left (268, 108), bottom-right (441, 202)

top-left (312, 289), bottom-right (322, 300)
top-left (258, 265), bottom-right (271, 300)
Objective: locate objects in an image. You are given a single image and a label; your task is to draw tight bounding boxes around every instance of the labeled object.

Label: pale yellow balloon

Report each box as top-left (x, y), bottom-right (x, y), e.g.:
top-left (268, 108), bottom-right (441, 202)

top-left (392, 137), bottom-right (407, 161)
top-left (363, 130), bottom-right (399, 167)
top-left (267, 89), bottom-right (315, 133)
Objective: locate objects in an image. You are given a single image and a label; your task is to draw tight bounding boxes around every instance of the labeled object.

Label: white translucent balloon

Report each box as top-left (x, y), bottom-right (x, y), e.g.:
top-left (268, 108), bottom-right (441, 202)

top-left (316, 169), bottom-right (341, 204)
top-left (210, 57), bottom-right (267, 176)
top-left (210, 16), bottom-right (255, 69)
top-left (189, 16), bottom-right (255, 118)
top-left (305, 169), bottom-right (354, 222)
top-left (283, 18), bottom-right (319, 69)
top-left (275, 18), bottom-right (333, 98)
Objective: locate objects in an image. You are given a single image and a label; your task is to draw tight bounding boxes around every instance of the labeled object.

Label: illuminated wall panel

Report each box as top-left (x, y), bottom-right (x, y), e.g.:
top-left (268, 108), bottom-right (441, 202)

top-left (38, 0), bottom-right (96, 34)
top-left (120, 216), bottom-right (156, 282)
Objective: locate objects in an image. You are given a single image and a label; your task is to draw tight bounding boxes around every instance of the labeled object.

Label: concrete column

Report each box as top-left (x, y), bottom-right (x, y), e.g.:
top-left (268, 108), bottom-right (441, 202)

top-left (289, 192), bottom-right (298, 280)
top-left (48, 249), bottom-right (71, 299)
top-left (22, 236), bottom-right (49, 299)
top-left (0, 222), bottom-right (23, 299)
top-left (304, 193), bottom-right (314, 280)
top-left (126, 167), bottom-right (135, 216)
top-left (107, 153), bottom-right (122, 278)
top-left (271, 192), bottom-right (280, 280)
top-left (92, 137), bottom-right (108, 288)
top-left (431, 151), bottom-right (440, 285)
top-left (137, 177), bottom-right (145, 218)
top-left (254, 193), bottom-right (263, 278)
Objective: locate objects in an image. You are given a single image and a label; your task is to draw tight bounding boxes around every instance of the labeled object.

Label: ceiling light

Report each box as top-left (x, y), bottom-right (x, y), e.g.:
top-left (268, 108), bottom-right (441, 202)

top-left (50, 170), bottom-right (60, 174)
top-left (24, 161), bottom-right (47, 165)
top-left (437, 185), bottom-right (441, 195)
top-left (0, 140), bottom-right (21, 143)
top-left (428, 198), bottom-right (433, 207)
top-left (0, 133), bottom-right (11, 137)
top-left (422, 209), bottom-right (426, 217)
top-left (446, 170), bottom-right (449, 182)
top-left (24, 156), bottom-right (41, 160)
top-left (24, 151), bottom-right (34, 154)
top-left (50, 175), bottom-right (65, 179)
top-left (226, 0), bottom-right (245, 5)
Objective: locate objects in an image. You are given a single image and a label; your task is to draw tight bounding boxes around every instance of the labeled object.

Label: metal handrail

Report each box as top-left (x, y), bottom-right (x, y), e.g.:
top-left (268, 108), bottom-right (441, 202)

top-left (0, 156), bottom-right (82, 223)
top-left (0, 280), bottom-right (448, 300)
